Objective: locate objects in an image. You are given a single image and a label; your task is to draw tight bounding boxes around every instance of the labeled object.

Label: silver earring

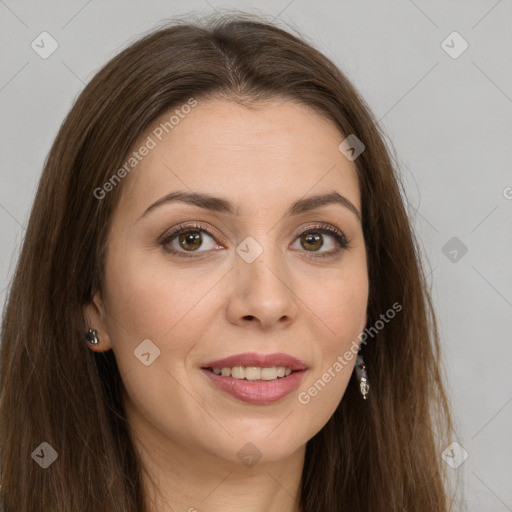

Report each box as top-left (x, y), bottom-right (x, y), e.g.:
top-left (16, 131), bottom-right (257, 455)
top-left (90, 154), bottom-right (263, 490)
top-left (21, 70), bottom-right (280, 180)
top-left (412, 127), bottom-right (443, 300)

top-left (355, 353), bottom-right (370, 399)
top-left (85, 328), bottom-right (99, 345)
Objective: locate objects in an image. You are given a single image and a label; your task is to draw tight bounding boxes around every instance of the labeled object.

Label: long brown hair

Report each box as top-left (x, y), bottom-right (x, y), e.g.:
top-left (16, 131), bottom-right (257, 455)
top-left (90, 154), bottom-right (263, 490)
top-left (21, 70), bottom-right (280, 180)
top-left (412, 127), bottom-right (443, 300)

top-left (0, 12), bottom-right (457, 511)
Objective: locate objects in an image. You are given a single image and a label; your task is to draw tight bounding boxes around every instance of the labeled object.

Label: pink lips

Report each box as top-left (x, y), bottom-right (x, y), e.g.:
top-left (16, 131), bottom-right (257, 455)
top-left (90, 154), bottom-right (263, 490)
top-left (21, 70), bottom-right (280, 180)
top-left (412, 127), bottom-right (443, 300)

top-left (201, 352), bottom-right (308, 371)
top-left (200, 352), bottom-right (308, 405)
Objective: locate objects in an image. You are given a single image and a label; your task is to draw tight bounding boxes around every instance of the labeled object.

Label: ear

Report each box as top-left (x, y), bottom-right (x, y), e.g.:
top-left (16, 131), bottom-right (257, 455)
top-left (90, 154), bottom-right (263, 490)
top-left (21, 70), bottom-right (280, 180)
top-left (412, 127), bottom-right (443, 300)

top-left (83, 291), bottom-right (112, 353)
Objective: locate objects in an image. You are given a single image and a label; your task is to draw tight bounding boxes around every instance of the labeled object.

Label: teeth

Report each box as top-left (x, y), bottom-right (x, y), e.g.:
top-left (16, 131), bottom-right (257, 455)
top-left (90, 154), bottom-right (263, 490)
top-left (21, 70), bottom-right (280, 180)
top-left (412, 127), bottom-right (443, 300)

top-left (210, 366), bottom-right (293, 380)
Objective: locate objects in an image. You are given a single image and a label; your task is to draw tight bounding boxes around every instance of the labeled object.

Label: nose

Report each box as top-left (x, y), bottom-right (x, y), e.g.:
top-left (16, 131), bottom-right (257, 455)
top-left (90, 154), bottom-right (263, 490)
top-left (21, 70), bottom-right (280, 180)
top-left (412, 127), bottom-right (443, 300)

top-left (226, 248), bottom-right (299, 330)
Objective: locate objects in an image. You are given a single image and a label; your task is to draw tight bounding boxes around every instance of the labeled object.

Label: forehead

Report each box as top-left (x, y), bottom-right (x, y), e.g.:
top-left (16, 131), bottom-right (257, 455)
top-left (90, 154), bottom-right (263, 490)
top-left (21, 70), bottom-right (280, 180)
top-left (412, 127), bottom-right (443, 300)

top-left (117, 98), bottom-right (360, 217)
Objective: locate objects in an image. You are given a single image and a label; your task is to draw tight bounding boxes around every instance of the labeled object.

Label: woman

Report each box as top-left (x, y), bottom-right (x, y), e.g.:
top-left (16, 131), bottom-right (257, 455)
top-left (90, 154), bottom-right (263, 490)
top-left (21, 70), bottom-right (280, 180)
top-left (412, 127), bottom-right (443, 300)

top-left (0, 12), bottom-right (457, 512)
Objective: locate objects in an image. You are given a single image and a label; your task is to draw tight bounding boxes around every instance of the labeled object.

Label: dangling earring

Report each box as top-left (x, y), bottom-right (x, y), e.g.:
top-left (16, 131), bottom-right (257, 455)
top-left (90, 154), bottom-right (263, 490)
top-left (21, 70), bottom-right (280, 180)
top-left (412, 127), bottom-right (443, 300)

top-left (355, 353), bottom-right (370, 399)
top-left (85, 328), bottom-right (99, 345)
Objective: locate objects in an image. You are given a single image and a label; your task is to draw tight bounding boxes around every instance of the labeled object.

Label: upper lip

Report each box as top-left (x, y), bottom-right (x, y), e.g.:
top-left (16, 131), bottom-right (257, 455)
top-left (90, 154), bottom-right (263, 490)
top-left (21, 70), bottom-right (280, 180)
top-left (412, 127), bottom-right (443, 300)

top-left (201, 352), bottom-right (308, 371)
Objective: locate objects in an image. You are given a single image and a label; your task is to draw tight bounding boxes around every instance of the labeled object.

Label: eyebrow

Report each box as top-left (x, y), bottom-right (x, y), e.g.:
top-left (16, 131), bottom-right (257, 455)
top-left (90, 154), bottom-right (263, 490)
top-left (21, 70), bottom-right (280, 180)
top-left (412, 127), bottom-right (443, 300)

top-left (139, 190), bottom-right (361, 223)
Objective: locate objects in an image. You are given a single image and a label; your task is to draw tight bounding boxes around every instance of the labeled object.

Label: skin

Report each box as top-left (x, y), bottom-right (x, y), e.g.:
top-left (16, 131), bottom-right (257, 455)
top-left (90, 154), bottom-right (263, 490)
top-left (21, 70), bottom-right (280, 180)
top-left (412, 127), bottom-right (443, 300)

top-left (84, 98), bottom-right (369, 512)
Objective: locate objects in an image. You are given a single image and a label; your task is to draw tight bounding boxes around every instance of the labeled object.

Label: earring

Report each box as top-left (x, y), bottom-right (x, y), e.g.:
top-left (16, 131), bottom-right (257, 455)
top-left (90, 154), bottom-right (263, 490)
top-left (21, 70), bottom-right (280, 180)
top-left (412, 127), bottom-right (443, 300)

top-left (355, 353), bottom-right (370, 399)
top-left (85, 328), bottom-right (99, 345)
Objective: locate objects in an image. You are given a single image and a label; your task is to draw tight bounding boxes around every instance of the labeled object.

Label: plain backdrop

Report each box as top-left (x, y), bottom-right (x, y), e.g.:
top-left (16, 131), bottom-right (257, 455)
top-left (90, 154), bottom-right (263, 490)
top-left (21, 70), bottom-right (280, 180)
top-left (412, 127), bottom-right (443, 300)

top-left (0, 1), bottom-right (511, 510)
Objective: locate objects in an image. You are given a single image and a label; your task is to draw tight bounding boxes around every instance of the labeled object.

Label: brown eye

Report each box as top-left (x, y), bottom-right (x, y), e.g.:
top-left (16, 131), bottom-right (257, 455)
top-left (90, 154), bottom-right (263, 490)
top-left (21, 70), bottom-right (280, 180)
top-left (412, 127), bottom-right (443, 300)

top-left (300, 232), bottom-right (323, 251)
top-left (291, 225), bottom-right (349, 259)
top-left (177, 230), bottom-right (202, 251)
top-left (160, 223), bottom-right (222, 257)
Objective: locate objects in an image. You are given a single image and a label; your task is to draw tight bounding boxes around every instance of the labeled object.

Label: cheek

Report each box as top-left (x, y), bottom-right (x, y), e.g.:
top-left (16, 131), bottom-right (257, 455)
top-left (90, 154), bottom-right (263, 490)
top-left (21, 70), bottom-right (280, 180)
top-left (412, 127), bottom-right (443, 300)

top-left (295, 256), bottom-right (368, 412)
top-left (100, 251), bottom-right (219, 427)
top-left (99, 252), bottom-right (213, 409)
top-left (306, 281), bottom-right (367, 388)
top-left (104, 247), bottom-right (222, 342)
top-left (299, 256), bottom-right (368, 346)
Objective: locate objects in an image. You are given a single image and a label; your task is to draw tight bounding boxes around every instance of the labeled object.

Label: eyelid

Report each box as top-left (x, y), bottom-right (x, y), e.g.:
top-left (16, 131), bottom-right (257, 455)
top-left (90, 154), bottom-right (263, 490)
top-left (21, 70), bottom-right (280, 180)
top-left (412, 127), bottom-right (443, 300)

top-left (294, 222), bottom-right (349, 246)
top-left (290, 223), bottom-right (350, 259)
top-left (159, 221), bottom-right (350, 257)
top-left (159, 221), bottom-right (226, 247)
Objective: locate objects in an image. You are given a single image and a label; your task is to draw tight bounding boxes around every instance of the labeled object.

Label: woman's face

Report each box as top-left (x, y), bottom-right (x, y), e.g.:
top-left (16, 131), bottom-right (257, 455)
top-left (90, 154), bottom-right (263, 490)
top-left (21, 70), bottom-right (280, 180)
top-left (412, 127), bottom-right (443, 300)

top-left (85, 98), bottom-right (368, 467)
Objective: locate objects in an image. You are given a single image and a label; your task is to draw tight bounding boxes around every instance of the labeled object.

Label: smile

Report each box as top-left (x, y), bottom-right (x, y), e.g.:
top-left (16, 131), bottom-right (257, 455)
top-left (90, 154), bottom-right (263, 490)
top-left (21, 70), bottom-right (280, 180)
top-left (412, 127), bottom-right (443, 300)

top-left (206, 366), bottom-right (293, 380)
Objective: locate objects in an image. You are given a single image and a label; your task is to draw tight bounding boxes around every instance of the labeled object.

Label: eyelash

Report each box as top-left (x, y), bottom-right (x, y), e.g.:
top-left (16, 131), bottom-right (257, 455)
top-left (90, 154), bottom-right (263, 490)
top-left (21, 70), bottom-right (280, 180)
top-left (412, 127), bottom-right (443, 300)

top-left (159, 221), bottom-right (350, 259)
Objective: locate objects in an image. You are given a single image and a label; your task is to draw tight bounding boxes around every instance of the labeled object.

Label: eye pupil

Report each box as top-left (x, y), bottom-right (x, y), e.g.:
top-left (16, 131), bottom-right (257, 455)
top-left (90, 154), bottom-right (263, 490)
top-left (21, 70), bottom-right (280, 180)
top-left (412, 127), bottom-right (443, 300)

top-left (301, 232), bottom-right (323, 251)
top-left (179, 230), bottom-right (202, 250)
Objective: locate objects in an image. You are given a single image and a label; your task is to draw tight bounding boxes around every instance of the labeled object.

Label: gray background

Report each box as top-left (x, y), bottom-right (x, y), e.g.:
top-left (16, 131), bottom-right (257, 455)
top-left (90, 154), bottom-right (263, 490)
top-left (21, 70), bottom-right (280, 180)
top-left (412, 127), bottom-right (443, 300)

top-left (0, 1), bottom-right (511, 510)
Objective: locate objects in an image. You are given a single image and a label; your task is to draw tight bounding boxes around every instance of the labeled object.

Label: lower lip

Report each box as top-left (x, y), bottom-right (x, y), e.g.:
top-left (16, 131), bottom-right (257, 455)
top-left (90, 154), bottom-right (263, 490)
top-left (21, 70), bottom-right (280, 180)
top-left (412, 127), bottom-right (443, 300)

top-left (200, 368), bottom-right (307, 404)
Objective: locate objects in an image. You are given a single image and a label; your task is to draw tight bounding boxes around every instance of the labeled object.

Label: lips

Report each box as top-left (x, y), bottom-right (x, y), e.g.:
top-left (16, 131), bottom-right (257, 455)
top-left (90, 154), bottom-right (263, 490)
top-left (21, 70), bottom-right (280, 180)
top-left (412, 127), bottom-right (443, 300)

top-left (201, 368), bottom-right (307, 404)
top-left (200, 352), bottom-right (308, 404)
top-left (201, 352), bottom-right (308, 371)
